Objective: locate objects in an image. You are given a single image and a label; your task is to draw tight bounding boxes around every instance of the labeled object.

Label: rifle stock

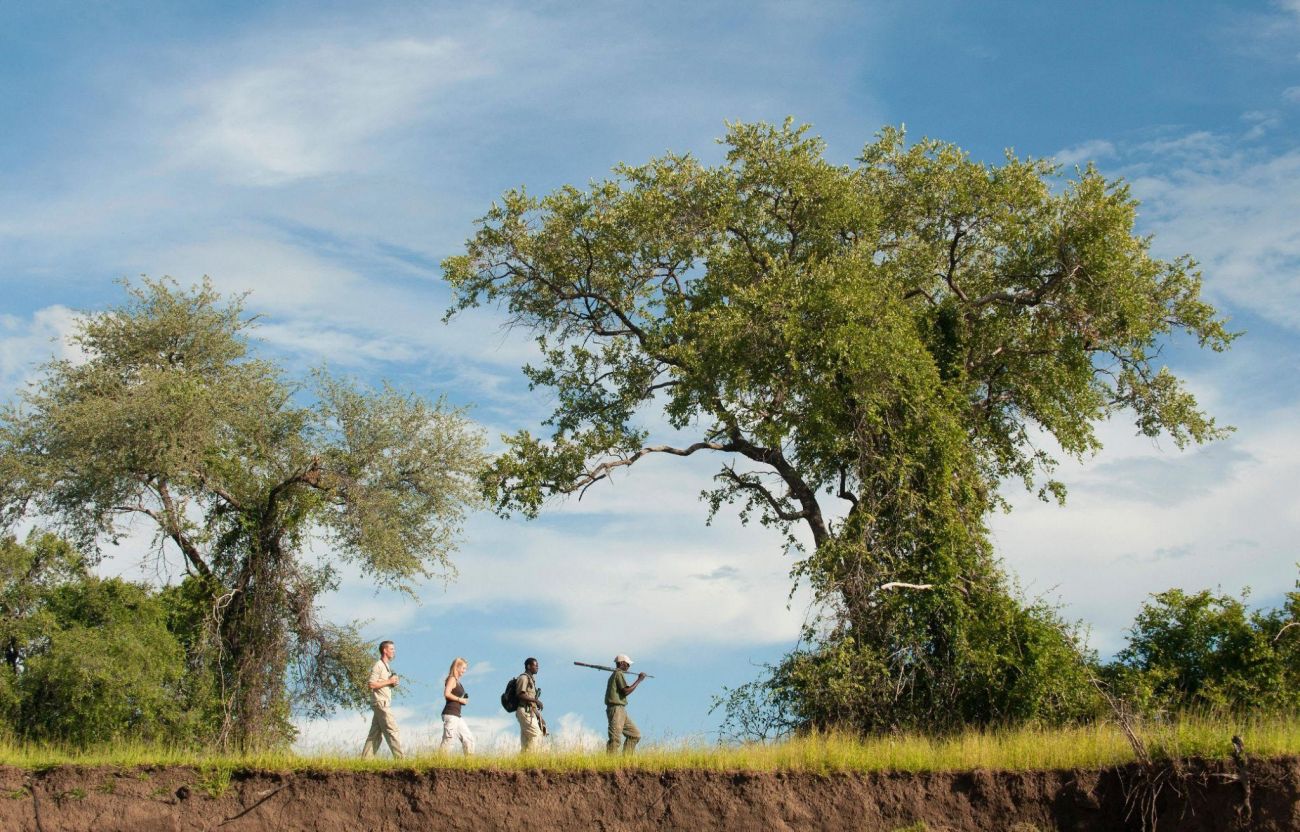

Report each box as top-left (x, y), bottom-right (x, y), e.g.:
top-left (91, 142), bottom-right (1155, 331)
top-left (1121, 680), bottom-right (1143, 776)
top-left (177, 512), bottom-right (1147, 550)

top-left (573, 661), bottom-right (655, 678)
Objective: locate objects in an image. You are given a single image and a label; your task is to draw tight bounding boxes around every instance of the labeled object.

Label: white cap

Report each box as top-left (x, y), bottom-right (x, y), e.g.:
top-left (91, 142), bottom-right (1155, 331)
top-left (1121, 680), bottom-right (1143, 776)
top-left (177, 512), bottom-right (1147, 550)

top-left (614, 654), bottom-right (633, 666)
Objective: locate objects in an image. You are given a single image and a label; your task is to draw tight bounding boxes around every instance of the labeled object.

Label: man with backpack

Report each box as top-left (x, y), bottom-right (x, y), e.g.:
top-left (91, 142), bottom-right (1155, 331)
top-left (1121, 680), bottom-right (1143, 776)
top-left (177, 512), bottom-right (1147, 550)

top-left (514, 657), bottom-right (545, 751)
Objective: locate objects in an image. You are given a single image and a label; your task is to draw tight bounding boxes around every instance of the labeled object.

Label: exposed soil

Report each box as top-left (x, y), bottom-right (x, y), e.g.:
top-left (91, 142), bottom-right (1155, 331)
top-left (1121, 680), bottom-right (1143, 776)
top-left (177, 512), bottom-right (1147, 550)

top-left (1, 757), bottom-right (1297, 831)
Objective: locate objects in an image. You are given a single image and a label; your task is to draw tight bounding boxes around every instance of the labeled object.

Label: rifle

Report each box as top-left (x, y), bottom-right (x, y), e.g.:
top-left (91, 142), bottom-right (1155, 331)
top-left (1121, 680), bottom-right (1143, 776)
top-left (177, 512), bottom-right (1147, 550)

top-left (573, 661), bottom-right (655, 678)
top-left (535, 684), bottom-right (548, 736)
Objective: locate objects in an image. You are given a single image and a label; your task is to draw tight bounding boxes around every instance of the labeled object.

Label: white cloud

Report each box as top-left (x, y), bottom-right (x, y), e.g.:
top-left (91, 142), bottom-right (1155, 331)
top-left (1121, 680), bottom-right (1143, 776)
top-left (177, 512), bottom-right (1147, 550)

top-left (992, 411), bottom-right (1300, 656)
top-left (1242, 109), bottom-right (1282, 139)
top-left (175, 37), bottom-right (490, 185)
top-left (0, 305), bottom-right (82, 396)
top-left (311, 451), bottom-right (813, 660)
top-left (1054, 139), bottom-right (1116, 168)
top-left (148, 236), bottom-right (540, 373)
top-left (1285, 86), bottom-right (1300, 103)
top-left (1125, 140), bottom-right (1300, 331)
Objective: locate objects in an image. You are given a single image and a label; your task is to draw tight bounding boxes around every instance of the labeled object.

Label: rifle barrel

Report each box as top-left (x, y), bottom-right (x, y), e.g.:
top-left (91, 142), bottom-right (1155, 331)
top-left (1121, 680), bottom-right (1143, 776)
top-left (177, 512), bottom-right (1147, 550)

top-left (573, 661), bottom-right (655, 678)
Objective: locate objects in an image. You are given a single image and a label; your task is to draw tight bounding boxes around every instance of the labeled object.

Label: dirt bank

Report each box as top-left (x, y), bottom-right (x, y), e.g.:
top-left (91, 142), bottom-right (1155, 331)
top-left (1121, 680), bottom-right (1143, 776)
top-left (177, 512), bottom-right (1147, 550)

top-left (2, 758), bottom-right (1297, 831)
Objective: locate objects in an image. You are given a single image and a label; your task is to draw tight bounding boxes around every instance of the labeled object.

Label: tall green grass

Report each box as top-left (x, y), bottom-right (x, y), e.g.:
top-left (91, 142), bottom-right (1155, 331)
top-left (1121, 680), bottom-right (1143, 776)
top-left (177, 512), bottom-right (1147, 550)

top-left (3, 714), bottom-right (1297, 774)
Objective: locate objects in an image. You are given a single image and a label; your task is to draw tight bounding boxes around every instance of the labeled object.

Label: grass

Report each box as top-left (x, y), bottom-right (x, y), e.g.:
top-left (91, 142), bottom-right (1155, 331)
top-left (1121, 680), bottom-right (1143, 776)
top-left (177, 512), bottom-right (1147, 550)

top-left (1, 714), bottom-right (1297, 775)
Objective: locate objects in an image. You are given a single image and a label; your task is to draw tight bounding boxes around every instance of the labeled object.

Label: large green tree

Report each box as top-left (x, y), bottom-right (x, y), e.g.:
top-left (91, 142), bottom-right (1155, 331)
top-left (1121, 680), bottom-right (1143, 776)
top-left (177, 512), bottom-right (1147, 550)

top-left (0, 279), bottom-right (486, 748)
top-left (444, 121), bottom-right (1233, 731)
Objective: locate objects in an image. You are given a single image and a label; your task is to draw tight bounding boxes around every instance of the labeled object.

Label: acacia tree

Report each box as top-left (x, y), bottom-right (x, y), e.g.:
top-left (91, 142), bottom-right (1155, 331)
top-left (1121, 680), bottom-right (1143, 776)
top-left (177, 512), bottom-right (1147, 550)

top-left (0, 279), bottom-right (486, 748)
top-left (444, 121), bottom-right (1234, 731)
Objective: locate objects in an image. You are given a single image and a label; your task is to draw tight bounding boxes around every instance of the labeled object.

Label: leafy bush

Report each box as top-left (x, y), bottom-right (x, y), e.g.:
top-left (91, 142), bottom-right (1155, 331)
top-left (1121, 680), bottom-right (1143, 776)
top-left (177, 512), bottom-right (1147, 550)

top-left (719, 574), bottom-right (1103, 738)
top-left (1105, 582), bottom-right (1300, 715)
top-left (18, 577), bottom-right (189, 745)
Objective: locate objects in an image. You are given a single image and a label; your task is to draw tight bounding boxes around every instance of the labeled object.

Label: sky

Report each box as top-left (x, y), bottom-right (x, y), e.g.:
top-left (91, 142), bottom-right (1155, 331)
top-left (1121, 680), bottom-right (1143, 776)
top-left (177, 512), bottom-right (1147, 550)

top-left (2, 0), bottom-right (1299, 752)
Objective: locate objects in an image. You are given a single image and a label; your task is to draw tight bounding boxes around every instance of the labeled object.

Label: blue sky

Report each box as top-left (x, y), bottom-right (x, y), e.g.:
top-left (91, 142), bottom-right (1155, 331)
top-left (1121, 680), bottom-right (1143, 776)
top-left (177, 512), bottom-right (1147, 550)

top-left (2, 1), bottom-right (1299, 751)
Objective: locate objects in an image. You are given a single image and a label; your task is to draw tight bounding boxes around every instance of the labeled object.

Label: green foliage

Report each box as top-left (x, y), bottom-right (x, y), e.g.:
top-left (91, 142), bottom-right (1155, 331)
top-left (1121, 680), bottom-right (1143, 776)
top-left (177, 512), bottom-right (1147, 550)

top-left (0, 534), bottom-right (203, 746)
top-left (19, 577), bottom-right (187, 745)
top-left (445, 120), bottom-right (1231, 734)
top-left (1106, 581), bottom-right (1300, 714)
top-left (0, 531), bottom-right (87, 730)
top-left (751, 582), bottom-right (1102, 735)
top-left (0, 278), bottom-right (487, 749)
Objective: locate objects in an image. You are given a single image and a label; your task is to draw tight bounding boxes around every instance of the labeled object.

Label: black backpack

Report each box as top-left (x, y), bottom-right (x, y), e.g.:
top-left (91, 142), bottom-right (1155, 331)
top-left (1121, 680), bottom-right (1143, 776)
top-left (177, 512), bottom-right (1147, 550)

top-left (501, 676), bottom-right (520, 712)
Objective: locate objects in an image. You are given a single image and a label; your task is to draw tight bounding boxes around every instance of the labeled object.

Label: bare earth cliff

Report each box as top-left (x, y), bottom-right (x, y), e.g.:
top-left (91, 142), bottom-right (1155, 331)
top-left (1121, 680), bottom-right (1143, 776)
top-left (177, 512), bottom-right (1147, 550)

top-left (3, 759), bottom-right (1298, 831)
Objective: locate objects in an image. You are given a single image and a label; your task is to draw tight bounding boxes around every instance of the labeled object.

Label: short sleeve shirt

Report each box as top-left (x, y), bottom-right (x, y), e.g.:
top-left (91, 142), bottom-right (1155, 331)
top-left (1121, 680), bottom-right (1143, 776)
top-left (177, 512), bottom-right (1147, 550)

top-left (369, 659), bottom-right (394, 708)
top-left (605, 671), bottom-right (628, 706)
top-left (516, 673), bottom-right (538, 710)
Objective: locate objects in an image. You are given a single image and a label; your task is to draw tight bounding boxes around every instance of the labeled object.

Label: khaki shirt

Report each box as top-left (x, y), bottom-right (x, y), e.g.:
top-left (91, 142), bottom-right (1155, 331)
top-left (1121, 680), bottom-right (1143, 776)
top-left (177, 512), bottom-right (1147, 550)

top-left (516, 672), bottom-right (538, 711)
top-left (605, 671), bottom-right (628, 706)
top-left (369, 659), bottom-right (395, 708)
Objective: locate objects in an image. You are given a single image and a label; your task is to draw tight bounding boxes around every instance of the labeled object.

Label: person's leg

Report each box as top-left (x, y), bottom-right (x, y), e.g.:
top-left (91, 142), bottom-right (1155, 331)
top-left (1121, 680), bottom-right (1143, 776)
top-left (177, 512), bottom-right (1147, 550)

top-left (361, 708), bottom-right (383, 757)
top-left (379, 706), bottom-right (404, 758)
top-left (517, 708), bottom-right (539, 751)
top-left (456, 716), bottom-right (475, 755)
top-left (525, 711), bottom-right (544, 750)
top-left (621, 711), bottom-right (641, 754)
top-left (440, 715), bottom-right (456, 753)
top-left (606, 705), bottom-right (625, 754)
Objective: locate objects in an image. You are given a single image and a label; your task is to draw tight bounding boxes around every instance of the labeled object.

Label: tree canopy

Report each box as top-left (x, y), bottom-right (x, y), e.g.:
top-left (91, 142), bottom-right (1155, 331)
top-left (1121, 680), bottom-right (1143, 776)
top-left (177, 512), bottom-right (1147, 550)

top-left (0, 279), bottom-right (486, 747)
top-left (445, 120), bottom-right (1234, 731)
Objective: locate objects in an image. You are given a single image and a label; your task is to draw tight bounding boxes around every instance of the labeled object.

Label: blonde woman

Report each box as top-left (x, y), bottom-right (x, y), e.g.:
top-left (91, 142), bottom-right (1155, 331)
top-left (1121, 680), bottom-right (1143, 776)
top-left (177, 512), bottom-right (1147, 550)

top-left (440, 657), bottom-right (475, 754)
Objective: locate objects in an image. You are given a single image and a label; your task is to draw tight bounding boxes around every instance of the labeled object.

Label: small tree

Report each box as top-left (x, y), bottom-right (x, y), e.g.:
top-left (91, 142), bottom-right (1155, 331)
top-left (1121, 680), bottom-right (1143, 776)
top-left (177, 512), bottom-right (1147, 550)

top-left (444, 120), bottom-right (1232, 732)
top-left (0, 279), bottom-right (486, 748)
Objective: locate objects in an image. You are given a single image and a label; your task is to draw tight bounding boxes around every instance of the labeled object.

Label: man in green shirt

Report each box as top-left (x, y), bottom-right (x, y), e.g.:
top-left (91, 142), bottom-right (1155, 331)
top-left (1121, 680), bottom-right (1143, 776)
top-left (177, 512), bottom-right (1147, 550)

top-left (604, 653), bottom-right (646, 754)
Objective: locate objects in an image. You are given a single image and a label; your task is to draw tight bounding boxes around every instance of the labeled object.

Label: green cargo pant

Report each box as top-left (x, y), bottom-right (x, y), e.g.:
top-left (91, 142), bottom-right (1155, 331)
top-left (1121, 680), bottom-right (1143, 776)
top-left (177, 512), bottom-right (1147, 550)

top-left (606, 704), bottom-right (640, 754)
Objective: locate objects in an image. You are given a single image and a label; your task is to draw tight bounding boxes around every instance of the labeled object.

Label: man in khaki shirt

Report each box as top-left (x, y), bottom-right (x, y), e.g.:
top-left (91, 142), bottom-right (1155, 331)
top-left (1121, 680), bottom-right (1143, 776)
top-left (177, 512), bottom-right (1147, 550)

top-left (515, 657), bottom-right (546, 751)
top-left (361, 640), bottom-right (403, 758)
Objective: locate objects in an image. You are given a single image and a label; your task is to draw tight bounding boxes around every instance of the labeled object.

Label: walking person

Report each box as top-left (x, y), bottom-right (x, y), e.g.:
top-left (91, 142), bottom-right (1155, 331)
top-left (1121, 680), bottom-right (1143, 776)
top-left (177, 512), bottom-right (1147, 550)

top-left (605, 653), bottom-right (646, 754)
top-left (515, 657), bottom-right (547, 751)
top-left (361, 640), bottom-right (404, 758)
top-left (440, 657), bottom-right (475, 755)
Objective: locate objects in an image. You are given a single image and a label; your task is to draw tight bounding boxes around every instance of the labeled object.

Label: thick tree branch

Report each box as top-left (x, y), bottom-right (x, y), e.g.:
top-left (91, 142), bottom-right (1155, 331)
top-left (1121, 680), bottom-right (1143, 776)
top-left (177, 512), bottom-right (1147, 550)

top-left (724, 428), bottom-right (828, 547)
top-left (837, 467), bottom-right (859, 508)
top-left (574, 440), bottom-right (735, 498)
top-left (155, 481), bottom-right (213, 579)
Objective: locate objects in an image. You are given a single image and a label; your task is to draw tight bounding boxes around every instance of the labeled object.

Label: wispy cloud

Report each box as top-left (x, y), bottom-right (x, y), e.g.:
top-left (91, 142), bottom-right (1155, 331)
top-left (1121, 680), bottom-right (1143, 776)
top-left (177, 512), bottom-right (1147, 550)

top-left (0, 305), bottom-right (80, 395)
top-left (1054, 139), bottom-right (1116, 168)
top-left (291, 705), bottom-right (597, 754)
top-left (1119, 134), bottom-right (1300, 331)
top-left (992, 413), bottom-right (1300, 656)
top-left (175, 37), bottom-right (490, 185)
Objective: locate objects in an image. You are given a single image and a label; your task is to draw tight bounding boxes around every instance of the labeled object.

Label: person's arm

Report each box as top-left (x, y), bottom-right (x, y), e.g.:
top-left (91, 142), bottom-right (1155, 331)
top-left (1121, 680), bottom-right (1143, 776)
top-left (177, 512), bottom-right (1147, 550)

top-left (618, 672), bottom-right (647, 698)
top-left (369, 663), bottom-right (398, 690)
